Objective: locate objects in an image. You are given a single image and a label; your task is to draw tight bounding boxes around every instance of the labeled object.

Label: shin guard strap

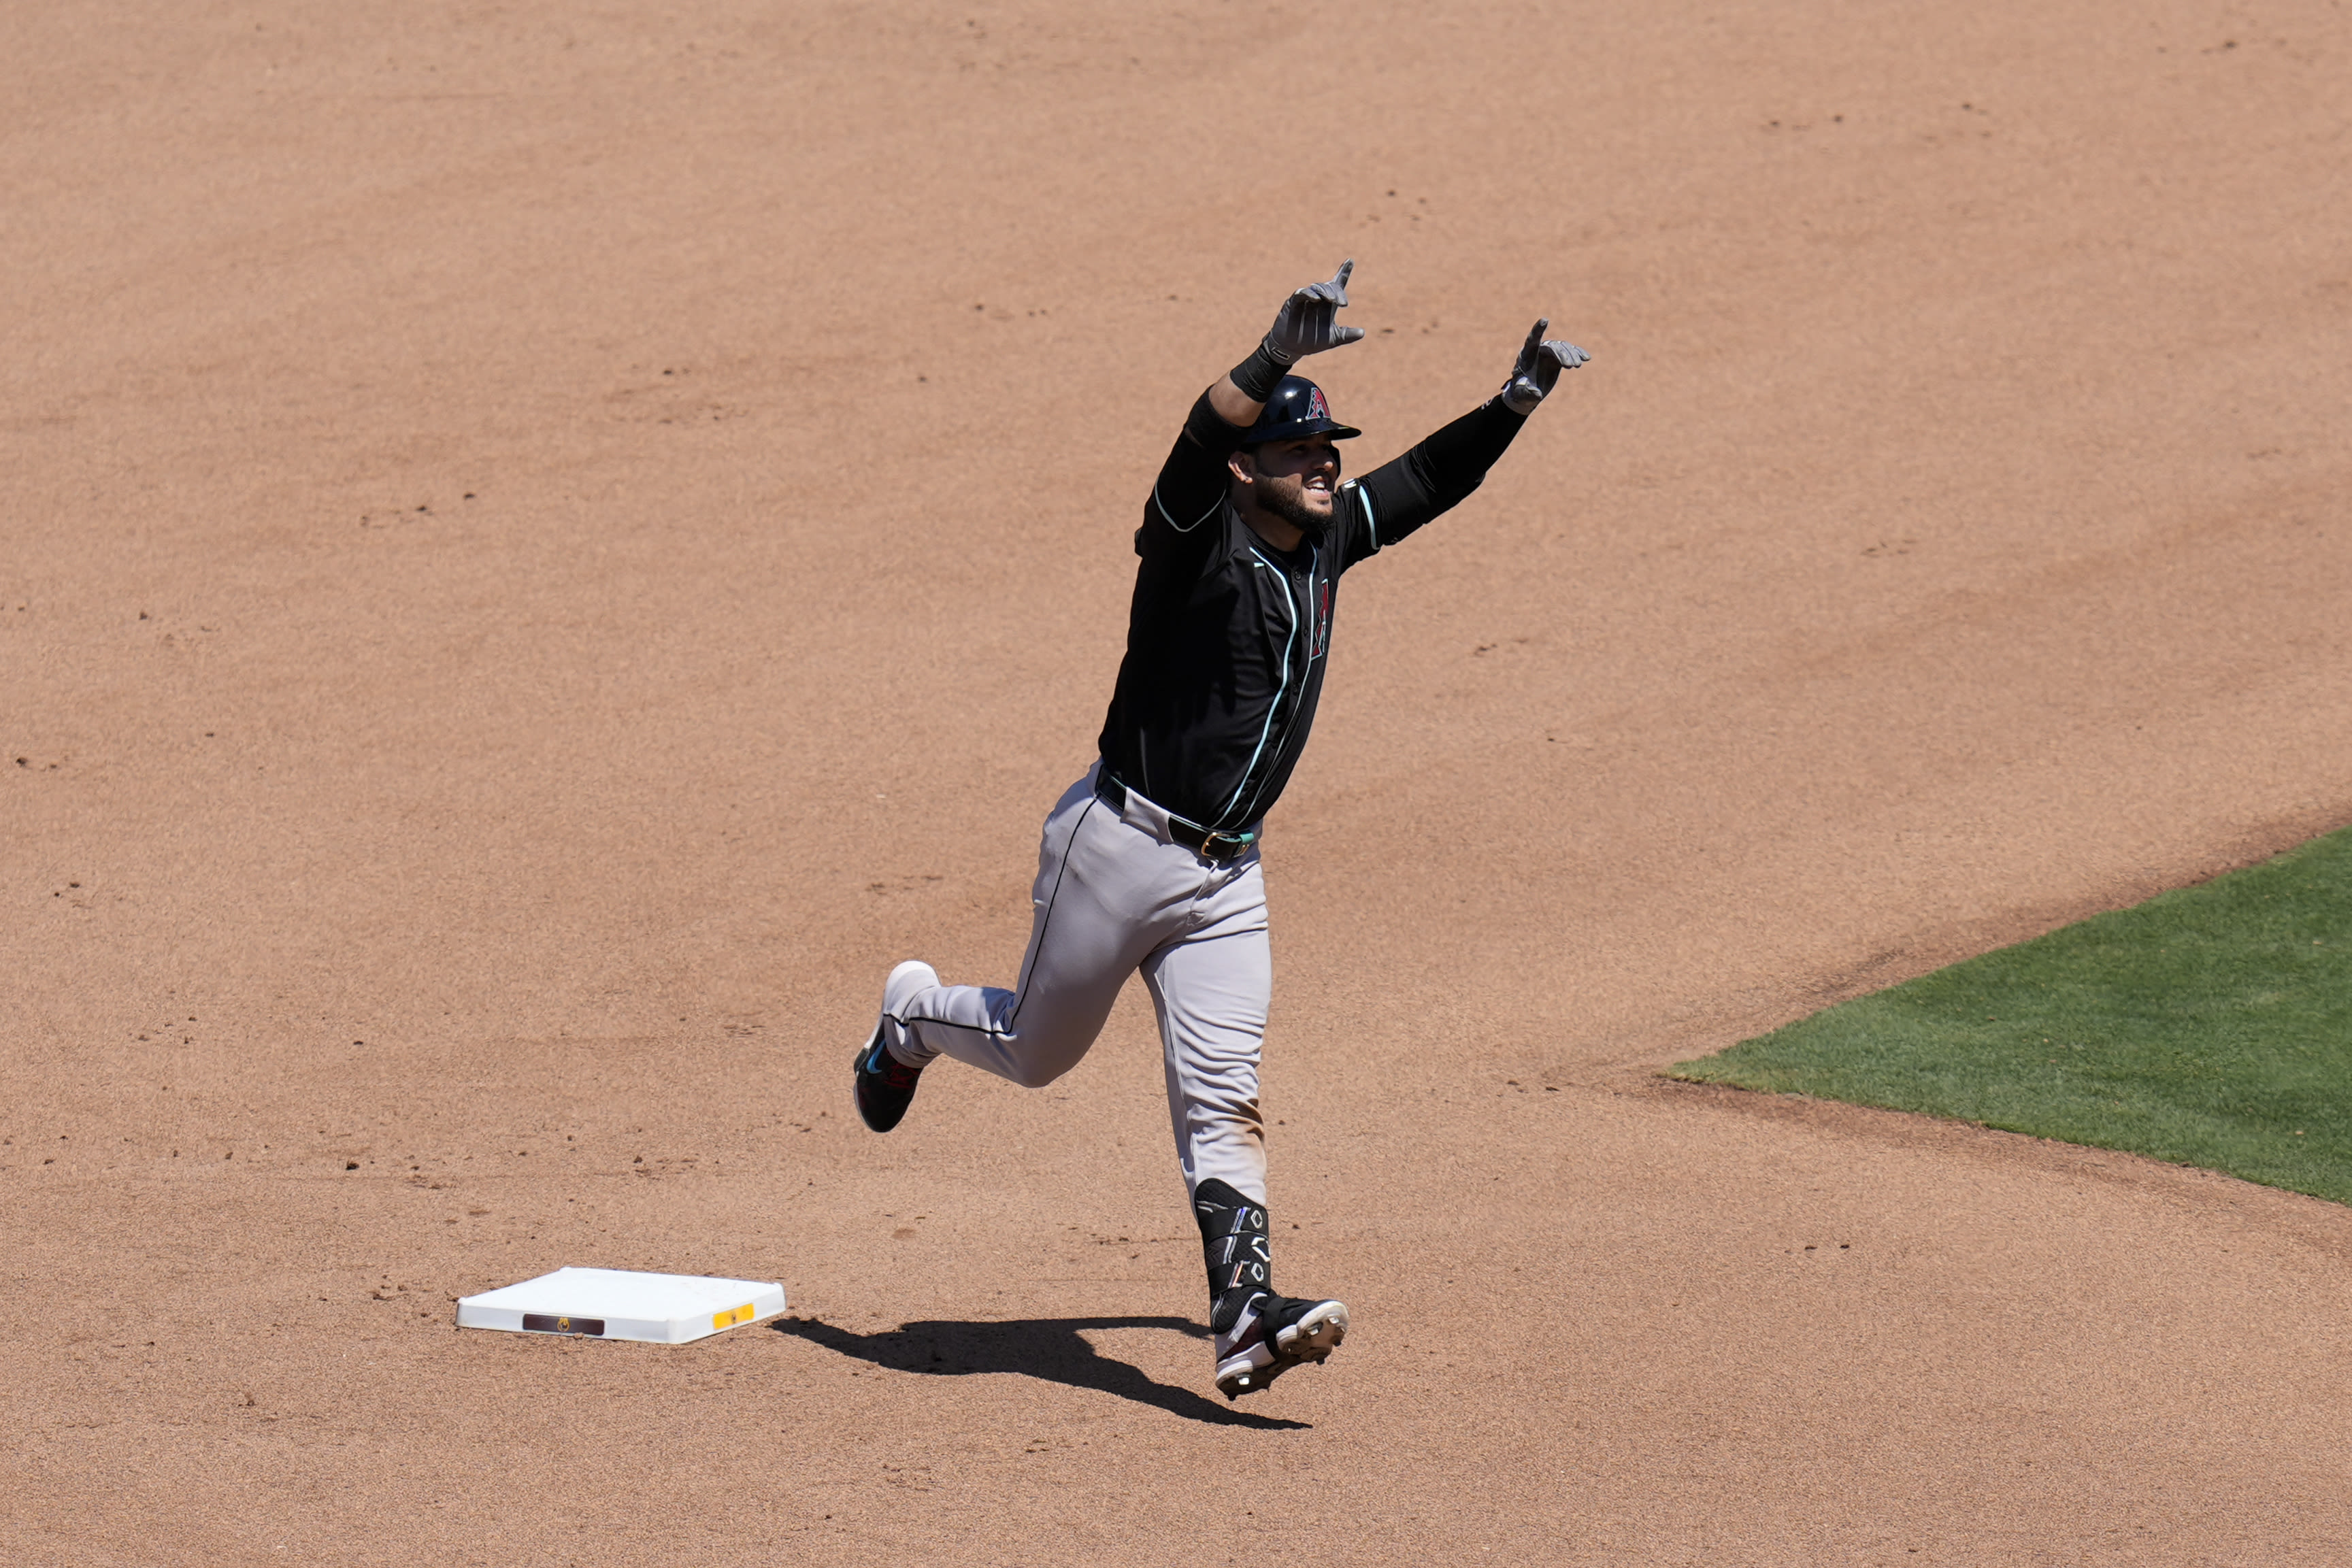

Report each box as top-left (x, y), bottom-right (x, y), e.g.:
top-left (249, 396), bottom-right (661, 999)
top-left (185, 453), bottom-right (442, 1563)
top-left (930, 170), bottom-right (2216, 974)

top-left (1193, 1178), bottom-right (1272, 1305)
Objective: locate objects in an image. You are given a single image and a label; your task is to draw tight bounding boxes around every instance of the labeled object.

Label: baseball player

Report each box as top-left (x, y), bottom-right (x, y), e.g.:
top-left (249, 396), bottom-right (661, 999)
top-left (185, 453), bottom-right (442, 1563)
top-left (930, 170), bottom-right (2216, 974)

top-left (853, 260), bottom-right (1587, 1398)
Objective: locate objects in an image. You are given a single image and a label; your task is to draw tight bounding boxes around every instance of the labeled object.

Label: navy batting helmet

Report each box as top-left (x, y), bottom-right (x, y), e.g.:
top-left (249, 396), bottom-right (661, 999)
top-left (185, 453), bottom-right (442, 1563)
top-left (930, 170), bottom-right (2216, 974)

top-left (1243, 375), bottom-right (1361, 445)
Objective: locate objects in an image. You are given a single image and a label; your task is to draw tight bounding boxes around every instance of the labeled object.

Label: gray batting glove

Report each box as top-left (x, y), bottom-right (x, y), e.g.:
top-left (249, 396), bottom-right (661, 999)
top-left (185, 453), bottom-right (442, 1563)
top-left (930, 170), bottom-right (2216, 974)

top-left (1500, 318), bottom-right (1590, 414)
top-left (1263, 260), bottom-right (1366, 363)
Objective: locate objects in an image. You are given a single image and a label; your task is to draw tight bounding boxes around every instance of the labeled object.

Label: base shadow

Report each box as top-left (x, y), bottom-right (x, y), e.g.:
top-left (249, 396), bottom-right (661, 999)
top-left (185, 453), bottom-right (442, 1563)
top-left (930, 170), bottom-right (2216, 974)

top-left (772, 1314), bottom-right (1310, 1430)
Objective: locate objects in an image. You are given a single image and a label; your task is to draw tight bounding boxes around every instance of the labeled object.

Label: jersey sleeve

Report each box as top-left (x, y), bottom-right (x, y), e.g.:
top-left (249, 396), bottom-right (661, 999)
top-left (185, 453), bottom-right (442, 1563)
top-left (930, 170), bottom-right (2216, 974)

top-left (1335, 396), bottom-right (1530, 571)
top-left (1136, 389), bottom-right (1251, 573)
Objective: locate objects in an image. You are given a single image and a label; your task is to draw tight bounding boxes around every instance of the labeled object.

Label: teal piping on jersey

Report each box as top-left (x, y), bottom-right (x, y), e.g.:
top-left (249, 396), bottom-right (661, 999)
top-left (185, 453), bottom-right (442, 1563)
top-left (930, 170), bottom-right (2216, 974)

top-left (1348, 480), bottom-right (1382, 554)
top-left (1154, 485), bottom-right (1223, 533)
top-left (1216, 542), bottom-right (1308, 831)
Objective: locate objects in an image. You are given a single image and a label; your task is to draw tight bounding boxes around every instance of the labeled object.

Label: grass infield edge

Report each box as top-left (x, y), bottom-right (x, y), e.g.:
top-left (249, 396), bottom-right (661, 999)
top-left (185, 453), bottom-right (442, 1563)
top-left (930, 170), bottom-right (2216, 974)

top-left (1667, 826), bottom-right (2352, 1207)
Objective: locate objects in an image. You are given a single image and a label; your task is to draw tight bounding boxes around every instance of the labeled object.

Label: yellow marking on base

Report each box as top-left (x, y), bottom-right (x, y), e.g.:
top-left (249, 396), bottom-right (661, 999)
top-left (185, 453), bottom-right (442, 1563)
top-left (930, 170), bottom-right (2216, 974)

top-left (713, 1302), bottom-right (755, 1331)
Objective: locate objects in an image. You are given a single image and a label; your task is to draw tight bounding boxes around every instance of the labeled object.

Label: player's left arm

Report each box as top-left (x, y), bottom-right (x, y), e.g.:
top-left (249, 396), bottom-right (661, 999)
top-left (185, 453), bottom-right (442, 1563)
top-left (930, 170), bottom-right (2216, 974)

top-left (1337, 320), bottom-right (1589, 567)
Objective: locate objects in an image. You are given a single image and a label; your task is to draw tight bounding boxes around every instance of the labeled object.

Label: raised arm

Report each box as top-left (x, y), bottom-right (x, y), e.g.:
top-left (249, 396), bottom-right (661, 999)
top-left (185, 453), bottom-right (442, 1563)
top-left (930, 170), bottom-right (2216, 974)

top-left (1142, 261), bottom-right (1367, 551)
top-left (1208, 260), bottom-right (1364, 425)
top-left (1338, 318), bottom-right (1588, 566)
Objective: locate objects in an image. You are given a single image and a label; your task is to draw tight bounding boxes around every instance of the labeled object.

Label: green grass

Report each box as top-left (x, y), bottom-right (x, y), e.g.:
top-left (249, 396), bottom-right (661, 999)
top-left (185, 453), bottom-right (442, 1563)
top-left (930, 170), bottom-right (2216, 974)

top-left (1672, 825), bottom-right (2352, 1205)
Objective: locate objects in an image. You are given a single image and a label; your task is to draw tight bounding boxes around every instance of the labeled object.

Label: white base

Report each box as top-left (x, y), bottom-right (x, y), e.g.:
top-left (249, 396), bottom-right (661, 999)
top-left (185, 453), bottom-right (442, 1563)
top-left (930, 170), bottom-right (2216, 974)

top-left (456, 1267), bottom-right (787, 1344)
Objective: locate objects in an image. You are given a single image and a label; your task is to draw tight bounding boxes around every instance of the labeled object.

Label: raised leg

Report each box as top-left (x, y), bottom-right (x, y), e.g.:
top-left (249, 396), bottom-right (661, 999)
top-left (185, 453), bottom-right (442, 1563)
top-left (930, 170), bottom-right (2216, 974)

top-left (888, 769), bottom-right (1202, 1090)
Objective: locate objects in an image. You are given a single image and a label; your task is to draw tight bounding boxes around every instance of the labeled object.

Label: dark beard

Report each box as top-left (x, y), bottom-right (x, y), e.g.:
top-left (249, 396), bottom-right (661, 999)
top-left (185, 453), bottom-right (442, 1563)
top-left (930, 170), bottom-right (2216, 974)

top-left (1257, 479), bottom-right (1330, 536)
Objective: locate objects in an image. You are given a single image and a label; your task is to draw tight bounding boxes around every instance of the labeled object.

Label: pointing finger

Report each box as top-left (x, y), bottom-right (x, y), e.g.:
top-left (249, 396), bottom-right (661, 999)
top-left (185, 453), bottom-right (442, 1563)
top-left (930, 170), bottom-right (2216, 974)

top-left (1333, 258), bottom-right (1354, 296)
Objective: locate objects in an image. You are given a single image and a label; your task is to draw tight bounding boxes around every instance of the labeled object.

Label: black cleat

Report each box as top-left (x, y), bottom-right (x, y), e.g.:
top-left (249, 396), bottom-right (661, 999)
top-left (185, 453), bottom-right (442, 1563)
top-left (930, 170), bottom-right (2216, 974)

top-left (852, 960), bottom-right (935, 1133)
top-left (1214, 1291), bottom-right (1349, 1399)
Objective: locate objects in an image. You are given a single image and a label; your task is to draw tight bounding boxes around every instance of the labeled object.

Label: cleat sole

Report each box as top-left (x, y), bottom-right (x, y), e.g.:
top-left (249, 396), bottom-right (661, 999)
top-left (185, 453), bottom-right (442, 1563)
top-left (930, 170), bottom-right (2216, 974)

top-left (1219, 1299), bottom-right (1348, 1398)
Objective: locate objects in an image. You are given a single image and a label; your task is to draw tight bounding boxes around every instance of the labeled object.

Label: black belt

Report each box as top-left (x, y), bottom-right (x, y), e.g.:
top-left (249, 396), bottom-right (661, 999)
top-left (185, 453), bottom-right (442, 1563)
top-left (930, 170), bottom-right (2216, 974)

top-left (1094, 773), bottom-right (1259, 864)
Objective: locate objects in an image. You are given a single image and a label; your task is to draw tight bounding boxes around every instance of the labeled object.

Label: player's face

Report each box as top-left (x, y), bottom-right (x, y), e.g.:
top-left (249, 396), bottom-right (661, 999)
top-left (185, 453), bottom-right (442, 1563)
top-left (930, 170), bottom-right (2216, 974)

top-left (1242, 437), bottom-right (1342, 531)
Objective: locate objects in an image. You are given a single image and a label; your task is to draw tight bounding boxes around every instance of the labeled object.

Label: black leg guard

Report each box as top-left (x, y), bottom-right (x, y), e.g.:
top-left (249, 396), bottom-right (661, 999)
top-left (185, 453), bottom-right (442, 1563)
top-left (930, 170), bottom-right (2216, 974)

top-left (1195, 1178), bottom-right (1350, 1398)
top-left (1193, 1178), bottom-right (1272, 1334)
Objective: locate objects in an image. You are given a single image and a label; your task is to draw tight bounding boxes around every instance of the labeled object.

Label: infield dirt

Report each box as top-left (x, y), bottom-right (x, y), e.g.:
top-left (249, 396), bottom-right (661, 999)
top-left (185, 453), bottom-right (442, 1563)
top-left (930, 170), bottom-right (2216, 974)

top-left (7, 2), bottom-right (2350, 1563)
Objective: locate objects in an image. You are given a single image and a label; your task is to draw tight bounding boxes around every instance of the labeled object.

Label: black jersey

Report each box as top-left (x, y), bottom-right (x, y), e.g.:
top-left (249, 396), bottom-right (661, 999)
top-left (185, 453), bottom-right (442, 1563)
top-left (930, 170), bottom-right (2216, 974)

top-left (1096, 388), bottom-right (1529, 833)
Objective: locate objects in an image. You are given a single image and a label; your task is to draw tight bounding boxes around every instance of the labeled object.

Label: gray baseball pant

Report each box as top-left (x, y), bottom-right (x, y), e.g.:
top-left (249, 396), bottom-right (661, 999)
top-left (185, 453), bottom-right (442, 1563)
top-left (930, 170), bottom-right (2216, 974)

top-left (882, 763), bottom-right (1272, 1203)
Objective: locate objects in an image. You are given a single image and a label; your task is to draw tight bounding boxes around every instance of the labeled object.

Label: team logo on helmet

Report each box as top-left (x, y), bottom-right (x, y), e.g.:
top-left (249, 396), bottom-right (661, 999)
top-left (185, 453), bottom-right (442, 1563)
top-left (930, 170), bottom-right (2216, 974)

top-left (1307, 386), bottom-right (1331, 422)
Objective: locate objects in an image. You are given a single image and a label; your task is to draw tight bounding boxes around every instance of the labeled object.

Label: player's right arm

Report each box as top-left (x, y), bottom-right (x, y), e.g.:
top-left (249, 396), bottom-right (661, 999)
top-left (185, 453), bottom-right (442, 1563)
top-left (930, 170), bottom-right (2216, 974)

top-left (1140, 263), bottom-right (1364, 554)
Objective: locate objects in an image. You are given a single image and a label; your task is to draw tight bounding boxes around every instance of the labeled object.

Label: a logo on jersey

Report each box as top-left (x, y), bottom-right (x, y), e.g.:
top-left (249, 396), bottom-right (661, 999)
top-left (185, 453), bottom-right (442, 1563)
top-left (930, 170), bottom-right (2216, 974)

top-left (1306, 386), bottom-right (1331, 422)
top-left (1311, 578), bottom-right (1331, 658)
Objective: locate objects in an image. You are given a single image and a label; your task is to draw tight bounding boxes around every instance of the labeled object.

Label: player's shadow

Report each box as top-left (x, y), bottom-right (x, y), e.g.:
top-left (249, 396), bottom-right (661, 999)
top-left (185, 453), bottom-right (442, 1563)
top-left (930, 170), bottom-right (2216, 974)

top-left (772, 1314), bottom-right (1310, 1430)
